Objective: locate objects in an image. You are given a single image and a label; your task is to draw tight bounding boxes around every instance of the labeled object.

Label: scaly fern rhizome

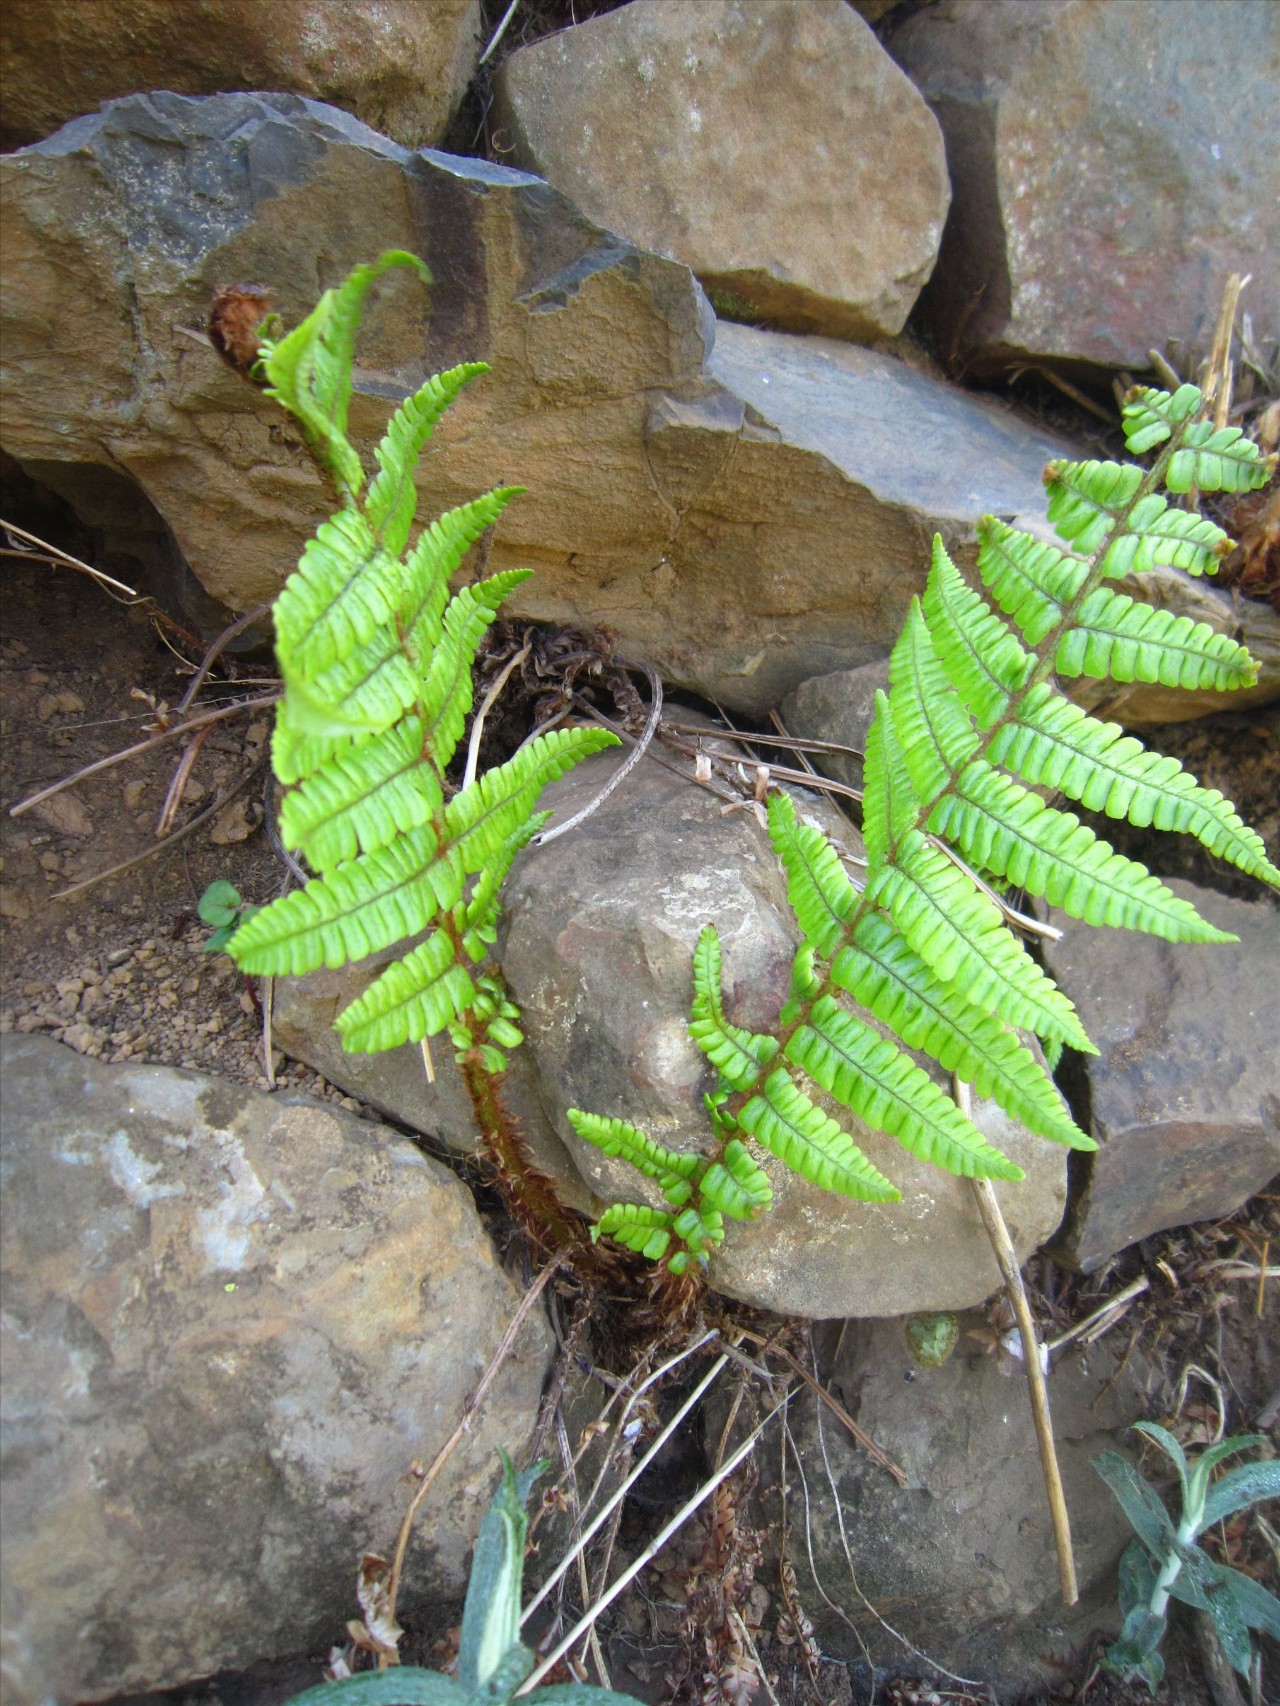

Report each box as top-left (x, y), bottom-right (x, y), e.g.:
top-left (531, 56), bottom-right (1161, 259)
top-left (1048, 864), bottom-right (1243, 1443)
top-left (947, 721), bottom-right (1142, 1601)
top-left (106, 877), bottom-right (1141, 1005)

top-left (229, 255), bottom-right (1278, 1283)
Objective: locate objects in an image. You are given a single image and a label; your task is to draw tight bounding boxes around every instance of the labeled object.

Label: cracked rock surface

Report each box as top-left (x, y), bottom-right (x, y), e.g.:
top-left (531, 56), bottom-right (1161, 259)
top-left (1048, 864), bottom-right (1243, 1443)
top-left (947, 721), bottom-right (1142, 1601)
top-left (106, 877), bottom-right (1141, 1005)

top-left (0, 1035), bottom-right (553, 1706)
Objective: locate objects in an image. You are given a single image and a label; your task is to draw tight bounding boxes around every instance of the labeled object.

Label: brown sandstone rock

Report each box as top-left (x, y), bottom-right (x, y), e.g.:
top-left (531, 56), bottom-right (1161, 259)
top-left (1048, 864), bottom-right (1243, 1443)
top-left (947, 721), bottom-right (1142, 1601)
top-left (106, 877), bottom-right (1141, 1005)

top-left (0, 0), bottom-right (482, 152)
top-left (493, 0), bottom-right (950, 342)
top-left (889, 0), bottom-right (1280, 375)
top-left (0, 1036), bottom-right (552, 1704)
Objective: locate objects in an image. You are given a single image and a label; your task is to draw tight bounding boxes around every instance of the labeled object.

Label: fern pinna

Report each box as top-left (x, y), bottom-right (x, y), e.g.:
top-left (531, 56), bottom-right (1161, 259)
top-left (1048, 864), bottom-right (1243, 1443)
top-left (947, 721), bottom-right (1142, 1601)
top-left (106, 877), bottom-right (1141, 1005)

top-left (571, 384), bottom-right (1278, 1276)
top-left (225, 254), bottom-right (617, 1087)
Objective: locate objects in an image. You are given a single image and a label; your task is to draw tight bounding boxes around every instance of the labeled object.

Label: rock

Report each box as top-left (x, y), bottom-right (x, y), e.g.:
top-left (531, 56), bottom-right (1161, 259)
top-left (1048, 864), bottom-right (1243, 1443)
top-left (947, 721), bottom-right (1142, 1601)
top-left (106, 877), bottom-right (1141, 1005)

top-left (888, 0), bottom-right (1280, 375)
top-left (271, 954), bottom-right (595, 1213)
top-left (0, 1036), bottom-right (553, 1705)
top-left (1041, 880), bottom-right (1280, 1271)
top-left (492, 0), bottom-right (949, 341)
top-left (0, 91), bottom-right (1079, 718)
top-left (0, 0), bottom-right (482, 152)
top-left (772, 1315), bottom-right (1151, 1694)
top-left (500, 739), bottom-right (1069, 1318)
top-left (780, 658), bottom-right (890, 792)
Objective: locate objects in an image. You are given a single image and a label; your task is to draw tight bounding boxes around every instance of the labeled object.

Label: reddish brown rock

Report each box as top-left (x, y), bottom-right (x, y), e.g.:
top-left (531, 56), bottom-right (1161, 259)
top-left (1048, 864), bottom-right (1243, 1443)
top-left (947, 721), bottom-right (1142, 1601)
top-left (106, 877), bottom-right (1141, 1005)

top-left (889, 0), bottom-right (1280, 374)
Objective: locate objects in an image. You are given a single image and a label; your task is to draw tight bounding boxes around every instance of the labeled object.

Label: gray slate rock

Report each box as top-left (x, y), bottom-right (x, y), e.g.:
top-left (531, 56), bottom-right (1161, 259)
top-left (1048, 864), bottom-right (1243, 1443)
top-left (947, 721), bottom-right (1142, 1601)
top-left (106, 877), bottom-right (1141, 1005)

top-left (492, 0), bottom-right (950, 341)
top-left (1042, 880), bottom-right (1280, 1271)
top-left (0, 91), bottom-right (1080, 718)
top-left (0, 1037), bottom-right (552, 1705)
top-left (889, 0), bottom-right (1280, 374)
top-left (500, 741), bottom-right (1069, 1318)
top-left (776, 1315), bottom-right (1153, 1694)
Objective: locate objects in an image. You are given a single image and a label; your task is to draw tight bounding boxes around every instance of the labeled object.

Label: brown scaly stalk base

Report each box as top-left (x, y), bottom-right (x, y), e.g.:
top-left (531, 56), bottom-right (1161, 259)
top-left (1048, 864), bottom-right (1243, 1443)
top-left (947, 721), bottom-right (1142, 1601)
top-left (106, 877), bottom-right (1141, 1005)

top-left (460, 1054), bottom-right (705, 1332)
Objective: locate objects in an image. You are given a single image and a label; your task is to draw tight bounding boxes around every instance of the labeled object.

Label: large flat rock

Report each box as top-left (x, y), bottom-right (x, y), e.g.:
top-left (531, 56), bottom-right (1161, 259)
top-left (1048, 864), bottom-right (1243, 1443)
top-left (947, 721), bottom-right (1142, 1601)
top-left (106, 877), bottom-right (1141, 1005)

top-left (0, 1037), bottom-right (552, 1704)
top-left (1, 91), bottom-right (1080, 718)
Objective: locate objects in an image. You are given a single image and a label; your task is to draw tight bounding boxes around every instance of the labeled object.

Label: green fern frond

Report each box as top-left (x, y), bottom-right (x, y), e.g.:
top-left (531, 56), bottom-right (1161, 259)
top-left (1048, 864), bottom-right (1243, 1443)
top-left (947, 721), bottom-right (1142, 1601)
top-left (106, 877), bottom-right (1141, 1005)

top-left (566, 1110), bottom-right (700, 1207)
top-left (860, 692), bottom-right (920, 868)
top-left (273, 511), bottom-right (402, 679)
top-left (593, 1203), bottom-right (673, 1262)
top-left (334, 928), bottom-right (478, 1053)
top-left (930, 761), bottom-right (1234, 943)
top-left (420, 570), bottom-right (534, 769)
top-left (278, 717), bottom-right (444, 873)
top-left (766, 794), bottom-right (860, 957)
top-left (260, 251), bottom-right (428, 504)
top-left (1044, 459), bottom-right (1146, 553)
top-left (1100, 505), bottom-right (1230, 579)
top-left (830, 913), bottom-right (1092, 1148)
top-left (977, 518), bottom-right (1089, 645)
top-left (1056, 587), bottom-right (1257, 692)
top-left (787, 997), bottom-right (1022, 1182)
top-left (669, 1203), bottom-right (726, 1266)
top-left (700, 1141), bottom-right (773, 1220)
top-left (460, 818), bottom-right (550, 959)
top-left (737, 1067), bottom-right (900, 1202)
top-left (365, 364), bottom-right (488, 555)
top-left (1164, 421), bottom-right (1275, 494)
top-left (1121, 382), bottom-right (1201, 453)
top-left (870, 831), bottom-right (1094, 1050)
top-left (400, 490), bottom-right (524, 670)
top-left (923, 539), bottom-right (1031, 728)
top-left (888, 603), bottom-right (982, 795)
top-left (687, 926), bottom-right (779, 1090)
top-left (228, 825), bottom-right (441, 976)
top-left (441, 726), bottom-right (619, 877)
top-left (987, 686), bottom-right (1280, 885)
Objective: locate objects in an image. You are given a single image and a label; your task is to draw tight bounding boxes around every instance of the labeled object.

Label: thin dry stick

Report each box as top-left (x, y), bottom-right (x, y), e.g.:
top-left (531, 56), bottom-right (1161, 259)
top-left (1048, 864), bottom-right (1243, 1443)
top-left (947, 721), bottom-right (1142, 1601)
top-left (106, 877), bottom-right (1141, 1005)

top-left (262, 977), bottom-right (277, 1089)
top-left (382, 1253), bottom-right (564, 1643)
top-left (2, 519), bottom-right (140, 600)
top-left (517, 1393), bottom-right (793, 1696)
top-left (522, 1346), bottom-right (730, 1624)
top-left (52, 759), bottom-right (267, 900)
top-left (176, 601), bottom-right (272, 713)
top-left (463, 640), bottom-right (531, 789)
top-left (479, 0), bottom-right (520, 64)
top-left (553, 1407), bottom-right (612, 1691)
top-left (155, 720), bottom-right (218, 836)
top-left (419, 1036), bottom-right (436, 1087)
top-left (10, 692), bottom-right (279, 819)
top-left (1045, 1275), bottom-right (1149, 1355)
top-left (956, 1078), bottom-right (1078, 1605)
top-left (533, 663), bottom-right (663, 847)
top-left (737, 1328), bottom-right (907, 1487)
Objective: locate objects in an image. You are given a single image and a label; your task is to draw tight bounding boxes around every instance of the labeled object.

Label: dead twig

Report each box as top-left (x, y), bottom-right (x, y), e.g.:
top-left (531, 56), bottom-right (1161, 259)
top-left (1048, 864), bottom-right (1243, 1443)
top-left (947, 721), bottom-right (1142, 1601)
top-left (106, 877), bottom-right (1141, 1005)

top-left (532, 661), bottom-right (662, 846)
top-left (957, 1077), bottom-right (1078, 1606)
top-left (176, 600), bottom-right (272, 713)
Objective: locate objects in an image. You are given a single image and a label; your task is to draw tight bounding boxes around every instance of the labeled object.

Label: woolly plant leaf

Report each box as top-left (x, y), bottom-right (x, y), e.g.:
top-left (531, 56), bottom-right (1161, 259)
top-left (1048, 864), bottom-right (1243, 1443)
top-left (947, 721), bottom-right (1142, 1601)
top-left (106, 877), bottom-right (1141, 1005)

top-left (786, 997), bottom-right (1023, 1181)
top-left (928, 760), bottom-right (1234, 943)
top-left (593, 1203), bottom-right (673, 1262)
top-left (1056, 586), bottom-right (1257, 692)
top-left (688, 926), bottom-right (778, 1090)
top-left (870, 831), bottom-right (1093, 1051)
top-left (830, 912), bottom-right (1091, 1148)
top-left (738, 1067), bottom-right (900, 1202)
top-left (566, 1111), bottom-right (699, 1207)
top-left (335, 928), bottom-right (477, 1053)
top-left (766, 794), bottom-right (860, 957)
top-left (365, 363), bottom-right (489, 555)
top-left (922, 538), bottom-right (1030, 728)
top-left (987, 685), bottom-right (1280, 886)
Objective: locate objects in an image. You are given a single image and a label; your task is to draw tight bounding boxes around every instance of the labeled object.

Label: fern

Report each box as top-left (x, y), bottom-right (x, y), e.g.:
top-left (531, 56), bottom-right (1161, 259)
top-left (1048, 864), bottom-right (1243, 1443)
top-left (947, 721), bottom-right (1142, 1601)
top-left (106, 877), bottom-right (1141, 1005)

top-left (573, 382), bottom-right (1277, 1276)
top-left (228, 255), bottom-right (618, 1080)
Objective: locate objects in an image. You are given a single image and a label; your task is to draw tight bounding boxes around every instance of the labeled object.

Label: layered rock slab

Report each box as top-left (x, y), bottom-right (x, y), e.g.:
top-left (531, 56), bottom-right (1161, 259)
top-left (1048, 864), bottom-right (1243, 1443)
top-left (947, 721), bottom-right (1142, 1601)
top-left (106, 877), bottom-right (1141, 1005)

top-left (889, 0), bottom-right (1280, 374)
top-left (1042, 880), bottom-right (1280, 1271)
top-left (0, 1036), bottom-right (552, 1705)
top-left (492, 0), bottom-right (950, 340)
top-left (0, 0), bottom-right (482, 152)
top-left (498, 741), bottom-right (1069, 1318)
top-left (1, 91), bottom-right (1077, 718)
